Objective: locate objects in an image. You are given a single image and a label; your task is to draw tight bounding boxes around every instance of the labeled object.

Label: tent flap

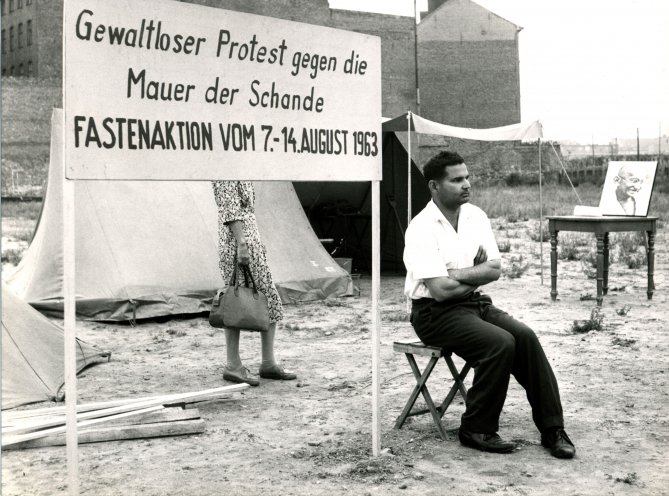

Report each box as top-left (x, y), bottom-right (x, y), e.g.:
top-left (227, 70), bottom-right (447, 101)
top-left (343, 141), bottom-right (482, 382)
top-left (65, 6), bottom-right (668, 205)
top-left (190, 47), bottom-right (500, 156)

top-left (2, 284), bottom-right (110, 410)
top-left (382, 112), bottom-right (543, 143)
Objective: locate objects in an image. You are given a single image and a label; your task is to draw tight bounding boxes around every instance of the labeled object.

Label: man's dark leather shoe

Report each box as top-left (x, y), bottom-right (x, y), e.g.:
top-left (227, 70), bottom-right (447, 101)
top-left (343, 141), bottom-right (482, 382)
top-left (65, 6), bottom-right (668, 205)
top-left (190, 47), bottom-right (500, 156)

top-left (458, 427), bottom-right (516, 453)
top-left (541, 428), bottom-right (575, 459)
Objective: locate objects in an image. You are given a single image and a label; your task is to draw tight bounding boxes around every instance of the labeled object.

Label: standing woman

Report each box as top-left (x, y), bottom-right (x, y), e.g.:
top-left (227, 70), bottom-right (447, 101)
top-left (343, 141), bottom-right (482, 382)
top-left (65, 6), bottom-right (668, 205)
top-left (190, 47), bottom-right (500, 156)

top-left (212, 180), bottom-right (297, 386)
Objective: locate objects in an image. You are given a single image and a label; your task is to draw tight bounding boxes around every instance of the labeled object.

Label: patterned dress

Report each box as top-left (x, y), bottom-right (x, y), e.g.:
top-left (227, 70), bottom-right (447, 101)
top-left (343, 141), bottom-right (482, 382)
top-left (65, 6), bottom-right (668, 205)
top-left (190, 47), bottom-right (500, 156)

top-left (212, 181), bottom-right (283, 323)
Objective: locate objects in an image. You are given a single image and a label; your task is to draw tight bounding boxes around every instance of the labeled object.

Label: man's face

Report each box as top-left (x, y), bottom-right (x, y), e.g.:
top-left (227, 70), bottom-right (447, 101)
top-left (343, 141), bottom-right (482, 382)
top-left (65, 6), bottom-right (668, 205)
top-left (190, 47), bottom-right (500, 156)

top-left (430, 163), bottom-right (471, 208)
top-left (615, 166), bottom-right (644, 198)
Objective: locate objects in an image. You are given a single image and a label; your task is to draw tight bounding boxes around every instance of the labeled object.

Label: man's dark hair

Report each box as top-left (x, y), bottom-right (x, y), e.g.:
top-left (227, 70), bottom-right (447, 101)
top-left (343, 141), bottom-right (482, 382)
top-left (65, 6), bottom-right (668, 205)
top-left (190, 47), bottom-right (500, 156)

top-left (422, 151), bottom-right (465, 182)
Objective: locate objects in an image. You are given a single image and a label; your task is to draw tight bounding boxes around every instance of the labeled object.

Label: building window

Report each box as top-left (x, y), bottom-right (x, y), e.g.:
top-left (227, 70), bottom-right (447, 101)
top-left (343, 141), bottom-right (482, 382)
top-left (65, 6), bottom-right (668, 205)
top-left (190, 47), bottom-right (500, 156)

top-left (9, 0), bottom-right (13, 13)
top-left (18, 63), bottom-right (23, 76)
top-left (1, 29), bottom-right (5, 54)
top-left (9, 25), bottom-right (13, 51)
top-left (27, 60), bottom-right (32, 76)
top-left (10, 65), bottom-right (14, 75)
top-left (27, 0), bottom-right (31, 4)
top-left (2, 0), bottom-right (5, 16)
top-left (18, 0), bottom-right (22, 8)
top-left (18, 22), bottom-right (22, 48)
top-left (26, 19), bottom-right (31, 46)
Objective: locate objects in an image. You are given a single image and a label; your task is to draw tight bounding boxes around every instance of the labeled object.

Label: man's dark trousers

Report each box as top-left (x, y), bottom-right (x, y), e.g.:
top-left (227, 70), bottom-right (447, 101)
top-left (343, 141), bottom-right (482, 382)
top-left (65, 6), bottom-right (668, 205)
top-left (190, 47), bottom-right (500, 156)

top-left (410, 292), bottom-right (564, 434)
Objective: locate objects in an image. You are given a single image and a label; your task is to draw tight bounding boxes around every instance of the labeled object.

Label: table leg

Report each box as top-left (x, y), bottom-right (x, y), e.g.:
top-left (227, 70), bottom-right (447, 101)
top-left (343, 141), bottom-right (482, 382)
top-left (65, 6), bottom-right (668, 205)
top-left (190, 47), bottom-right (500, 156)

top-left (596, 234), bottom-right (604, 306)
top-left (647, 231), bottom-right (655, 300)
top-left (603, 232), bottom-right (610, 296)
top-left (550, 231), bottom-right (558, 301)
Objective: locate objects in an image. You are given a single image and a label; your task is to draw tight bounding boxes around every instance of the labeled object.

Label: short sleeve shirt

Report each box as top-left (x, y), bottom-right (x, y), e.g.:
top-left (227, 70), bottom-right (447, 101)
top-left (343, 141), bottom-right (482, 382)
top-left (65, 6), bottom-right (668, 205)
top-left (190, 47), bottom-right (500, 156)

top-left (403, 200), bottom-right (501, 299)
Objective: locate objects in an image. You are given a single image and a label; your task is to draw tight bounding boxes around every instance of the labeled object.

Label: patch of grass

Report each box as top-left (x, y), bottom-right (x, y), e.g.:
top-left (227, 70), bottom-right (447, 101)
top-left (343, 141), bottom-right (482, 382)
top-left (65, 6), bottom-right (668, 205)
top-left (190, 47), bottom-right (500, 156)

top-left (622, 251), bottom-right (646, 269)
top-left (166, 328), bottom-right (187, 337)
top-left (474, 183), bottom-right (668, 224)
top-left (571, 308), bottom-right (604, 333)
top-left (611, 336), bottom-right (636, 347)
top-left (503, 255), bottom-right (529, 279)
top-left (614, 472), bottom-right (639, 485)
top-left (615, 305), bottom-right (631, 316)
top-left (498, 240), bottom-right (512, 253)
top-left (323, 299), bottom-right (351, 308)
top-left (528, 221), bottom-right (549, 242)
top-left (558, 240), bottom-right (581, 261)
top-left (474, 184), bottom-right (603, 219)
top-left (383, 310), bottom-right (409, 322)
top-left (1, 249), bottom-right (23, 265)
top-left (150, 330), bottom-right (170, 344)
top-left (1, 200), bottom-right (43, 220)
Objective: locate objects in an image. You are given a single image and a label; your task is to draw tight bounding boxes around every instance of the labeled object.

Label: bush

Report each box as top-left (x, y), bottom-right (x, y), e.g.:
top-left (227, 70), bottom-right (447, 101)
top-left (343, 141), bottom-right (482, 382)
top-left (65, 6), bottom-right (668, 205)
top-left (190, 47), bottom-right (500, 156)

top-left (572, 308), bottom-right (604, 333)
top-left (529, 221), bottom-right (549, 242)
top-left (505, 172), bottom-right (524, 187)
top-left (503, 255), bottom-right (529, 279)
top-left (1, 249), bottom-right (23, 266)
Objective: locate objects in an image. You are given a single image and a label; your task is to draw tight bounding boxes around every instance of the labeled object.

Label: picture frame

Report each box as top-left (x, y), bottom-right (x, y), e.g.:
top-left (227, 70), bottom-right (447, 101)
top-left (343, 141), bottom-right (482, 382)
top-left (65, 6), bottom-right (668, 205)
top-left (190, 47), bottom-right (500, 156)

top-left (598, 161), bottom-right (658, 217)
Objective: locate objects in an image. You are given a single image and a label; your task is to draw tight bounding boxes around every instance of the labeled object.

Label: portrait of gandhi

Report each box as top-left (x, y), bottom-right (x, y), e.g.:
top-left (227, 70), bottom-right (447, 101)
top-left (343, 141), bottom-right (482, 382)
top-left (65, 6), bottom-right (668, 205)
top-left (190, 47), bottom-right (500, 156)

top-left (599, 161), bottom-right (657, 216)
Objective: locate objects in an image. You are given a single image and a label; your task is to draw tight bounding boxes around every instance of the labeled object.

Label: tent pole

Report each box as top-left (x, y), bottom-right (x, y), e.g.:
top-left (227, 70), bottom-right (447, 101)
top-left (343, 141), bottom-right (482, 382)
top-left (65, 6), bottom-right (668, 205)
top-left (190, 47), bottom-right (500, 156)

top-left (539, 138), bottom-right (544, 285)
top-left (371, 180), bottom-right (381, 457)
top-left (63, 162), bottom-right (79, 494)
top-left (407, 111), bottom-right (412, 230)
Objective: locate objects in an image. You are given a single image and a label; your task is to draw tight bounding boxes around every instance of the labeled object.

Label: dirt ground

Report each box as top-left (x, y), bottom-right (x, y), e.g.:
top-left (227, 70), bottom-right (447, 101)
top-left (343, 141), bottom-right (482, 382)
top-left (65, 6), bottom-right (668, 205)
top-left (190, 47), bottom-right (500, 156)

top-left (2, 218), bottom-right (668, 496)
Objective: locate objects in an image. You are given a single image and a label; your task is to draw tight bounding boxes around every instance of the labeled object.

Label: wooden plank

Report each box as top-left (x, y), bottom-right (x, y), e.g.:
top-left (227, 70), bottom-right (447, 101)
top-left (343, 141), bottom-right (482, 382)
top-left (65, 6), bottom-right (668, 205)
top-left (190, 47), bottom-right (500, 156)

top-left (3, 385), bottom-right (246, 421)
top-left (3, 384), bottom-right (248, 436)
top-left (88, 407), bottom-right (200, 428)
top-left (2, 406), bottom-right (164, 447)
top-left (5, 419), bottom-right (206, 450)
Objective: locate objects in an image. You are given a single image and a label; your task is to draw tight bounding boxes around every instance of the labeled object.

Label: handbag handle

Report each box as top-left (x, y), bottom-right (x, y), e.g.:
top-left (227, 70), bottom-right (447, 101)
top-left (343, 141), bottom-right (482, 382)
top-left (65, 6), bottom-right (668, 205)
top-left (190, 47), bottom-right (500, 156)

top-left (228, 264), bottom-right (260, 298)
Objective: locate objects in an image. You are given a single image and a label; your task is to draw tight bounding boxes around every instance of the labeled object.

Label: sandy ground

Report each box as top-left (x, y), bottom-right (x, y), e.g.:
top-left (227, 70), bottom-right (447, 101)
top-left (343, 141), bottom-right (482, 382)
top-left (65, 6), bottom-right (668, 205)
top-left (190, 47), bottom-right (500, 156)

top-left (2, 218), bottom-right (668, 496)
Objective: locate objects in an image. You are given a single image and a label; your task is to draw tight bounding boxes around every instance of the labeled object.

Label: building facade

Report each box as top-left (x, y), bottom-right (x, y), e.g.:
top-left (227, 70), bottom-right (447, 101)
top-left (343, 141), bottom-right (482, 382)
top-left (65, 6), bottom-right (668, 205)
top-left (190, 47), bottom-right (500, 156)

top-left (1, 0), bottom-right (62, 78)
top-left (2, 0), bottom-right (536, 198)
top-left (418, 0), bottom-right (521, 127)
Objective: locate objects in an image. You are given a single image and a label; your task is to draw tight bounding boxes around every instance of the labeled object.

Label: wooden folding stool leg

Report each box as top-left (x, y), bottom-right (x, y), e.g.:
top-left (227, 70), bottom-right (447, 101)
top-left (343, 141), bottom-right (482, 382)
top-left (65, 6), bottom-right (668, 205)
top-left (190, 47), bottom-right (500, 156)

top-left (393, 341), bottom-right (448, 440)
top-left (437, 352), bottom-right (470, 419)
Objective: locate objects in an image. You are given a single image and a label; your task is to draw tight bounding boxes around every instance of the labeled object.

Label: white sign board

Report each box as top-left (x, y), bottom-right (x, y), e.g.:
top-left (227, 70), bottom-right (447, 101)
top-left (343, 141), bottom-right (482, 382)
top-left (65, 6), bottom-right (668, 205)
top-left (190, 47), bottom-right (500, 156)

top-left (63, 0), bottom-right (382, 181)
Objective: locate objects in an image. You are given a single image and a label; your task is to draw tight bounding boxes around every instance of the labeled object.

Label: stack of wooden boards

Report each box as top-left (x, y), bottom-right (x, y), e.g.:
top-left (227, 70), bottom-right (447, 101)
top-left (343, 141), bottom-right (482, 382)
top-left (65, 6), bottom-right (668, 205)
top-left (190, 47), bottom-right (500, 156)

top-left (2, 384), bottom-right (249, 450)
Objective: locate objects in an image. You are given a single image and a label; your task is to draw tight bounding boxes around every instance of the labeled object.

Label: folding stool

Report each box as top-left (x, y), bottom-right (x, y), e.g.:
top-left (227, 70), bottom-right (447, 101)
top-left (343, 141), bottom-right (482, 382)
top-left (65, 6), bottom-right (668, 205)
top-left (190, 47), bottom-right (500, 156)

top-left (393, 340), bottom-right (471, 440)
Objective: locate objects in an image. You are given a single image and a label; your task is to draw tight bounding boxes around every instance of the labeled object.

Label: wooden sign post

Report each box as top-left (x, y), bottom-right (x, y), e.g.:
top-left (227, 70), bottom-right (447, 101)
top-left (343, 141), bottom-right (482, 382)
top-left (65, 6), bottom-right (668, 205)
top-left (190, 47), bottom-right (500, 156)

top-left (63, 0), bottom-right (382, 493)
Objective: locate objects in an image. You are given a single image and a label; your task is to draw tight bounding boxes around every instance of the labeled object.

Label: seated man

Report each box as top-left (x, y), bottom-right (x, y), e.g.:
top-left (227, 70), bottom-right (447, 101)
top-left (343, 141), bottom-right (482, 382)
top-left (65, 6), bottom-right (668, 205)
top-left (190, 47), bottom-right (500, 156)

top-left (403, 151), bottom-right (575, 458)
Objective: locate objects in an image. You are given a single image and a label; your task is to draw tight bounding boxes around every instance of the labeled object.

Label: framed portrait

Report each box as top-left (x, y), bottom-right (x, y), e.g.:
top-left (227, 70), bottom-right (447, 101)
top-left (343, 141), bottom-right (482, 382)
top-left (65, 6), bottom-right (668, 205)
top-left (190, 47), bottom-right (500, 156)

top-left (598, 161), bottom-right (658, 217)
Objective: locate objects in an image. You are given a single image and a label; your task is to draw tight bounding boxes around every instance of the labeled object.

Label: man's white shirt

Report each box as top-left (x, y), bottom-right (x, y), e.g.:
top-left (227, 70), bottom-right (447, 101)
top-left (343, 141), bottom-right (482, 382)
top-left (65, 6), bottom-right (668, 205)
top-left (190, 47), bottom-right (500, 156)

top-left (403, 200), bottom-right (501, 299)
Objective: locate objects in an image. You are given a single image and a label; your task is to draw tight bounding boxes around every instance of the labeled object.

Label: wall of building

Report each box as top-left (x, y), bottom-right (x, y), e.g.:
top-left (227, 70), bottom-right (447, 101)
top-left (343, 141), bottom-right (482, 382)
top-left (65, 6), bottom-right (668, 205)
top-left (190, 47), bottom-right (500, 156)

top-left (328, 9), bottom-right (417, 117)
top-left (418, 0), bottom-right (521, 127)
top-left (2, 0), bottom-right (38, 76)
top-left (1, 0), bottom-right (533, 194)
top-left (34, 0), bottom-right (62, 79)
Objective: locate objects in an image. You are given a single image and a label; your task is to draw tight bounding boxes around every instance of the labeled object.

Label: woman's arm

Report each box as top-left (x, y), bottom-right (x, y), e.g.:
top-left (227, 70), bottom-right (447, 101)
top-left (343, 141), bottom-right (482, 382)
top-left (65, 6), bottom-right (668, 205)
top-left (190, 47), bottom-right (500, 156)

top-left (227, 220), bottom-right (250, 265)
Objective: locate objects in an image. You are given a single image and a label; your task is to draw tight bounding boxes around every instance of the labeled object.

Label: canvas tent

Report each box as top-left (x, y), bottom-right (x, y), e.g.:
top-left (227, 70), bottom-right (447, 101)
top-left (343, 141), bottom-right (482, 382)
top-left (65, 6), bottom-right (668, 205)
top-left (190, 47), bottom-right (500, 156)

top-left (5, 110), bottom-right (351, 321)
top-left (2, 284), bottom-right (110, 410)
top-left (294, 113), bottom-right (543, 271)
top-left (293, 132), bottom-right (430, 272)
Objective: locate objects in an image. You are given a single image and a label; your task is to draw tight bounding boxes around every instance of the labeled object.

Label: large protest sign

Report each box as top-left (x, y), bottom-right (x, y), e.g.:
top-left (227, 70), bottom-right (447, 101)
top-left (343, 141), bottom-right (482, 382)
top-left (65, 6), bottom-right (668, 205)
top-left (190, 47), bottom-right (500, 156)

top-left (63, 0), bottom-right (382, 181)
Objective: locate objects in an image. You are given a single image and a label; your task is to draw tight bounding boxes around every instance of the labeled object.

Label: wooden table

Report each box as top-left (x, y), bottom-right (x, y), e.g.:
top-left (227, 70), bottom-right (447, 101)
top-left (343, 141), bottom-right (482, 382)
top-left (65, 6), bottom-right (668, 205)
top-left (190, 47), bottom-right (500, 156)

top-left (546, 216), bottom-right (657, 306)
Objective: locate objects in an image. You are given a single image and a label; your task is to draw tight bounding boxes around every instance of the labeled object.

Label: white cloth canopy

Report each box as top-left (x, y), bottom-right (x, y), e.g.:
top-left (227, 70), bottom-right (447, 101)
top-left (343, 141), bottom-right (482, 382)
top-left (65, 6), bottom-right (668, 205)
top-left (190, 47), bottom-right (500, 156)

top-left (382, 112), bottom-right (543, 143)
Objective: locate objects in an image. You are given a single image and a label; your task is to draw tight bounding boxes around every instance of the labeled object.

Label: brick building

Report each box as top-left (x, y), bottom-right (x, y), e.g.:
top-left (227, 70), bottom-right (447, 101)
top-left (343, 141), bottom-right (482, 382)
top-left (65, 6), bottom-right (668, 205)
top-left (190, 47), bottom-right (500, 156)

top-left (418, 0), bottom-right (521, 127)
top-left (1, 0), bottom-right (62, 77)
top-left (3, 0), bottom-right (547, 196)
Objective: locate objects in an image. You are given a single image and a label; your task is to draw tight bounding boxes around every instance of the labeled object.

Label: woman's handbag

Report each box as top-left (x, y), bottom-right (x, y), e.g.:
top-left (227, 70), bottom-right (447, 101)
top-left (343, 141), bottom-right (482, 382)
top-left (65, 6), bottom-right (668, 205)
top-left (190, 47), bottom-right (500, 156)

top-left (209, 264), bottom-right (270, 331)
